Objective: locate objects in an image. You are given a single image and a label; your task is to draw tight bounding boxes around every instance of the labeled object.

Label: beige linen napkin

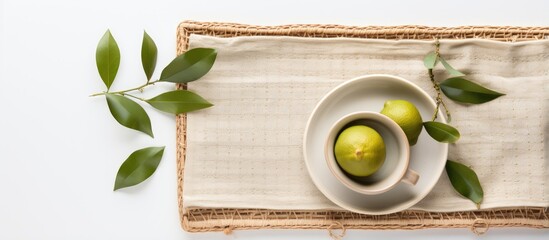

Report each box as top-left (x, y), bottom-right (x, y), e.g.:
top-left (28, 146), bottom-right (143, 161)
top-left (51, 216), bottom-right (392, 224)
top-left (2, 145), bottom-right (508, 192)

top-left (183, 35), bottom-right (548, 212)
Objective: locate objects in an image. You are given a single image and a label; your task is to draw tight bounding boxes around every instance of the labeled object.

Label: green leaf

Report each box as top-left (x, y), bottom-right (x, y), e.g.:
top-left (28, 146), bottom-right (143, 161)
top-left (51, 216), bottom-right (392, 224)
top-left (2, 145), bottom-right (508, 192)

top-left (423, 121), bottom-right (460, 143)
top-left (445, 160), bottom-right (484, 208)
top-left (96, 30), bottom-right (120, 90)
top-left (159, 48), bottom-right (217, 83)
top-left (141, 31), bottom-right (157, 80)
top-left (439, 57), bottom-right (465, 77)
top-left (146, 90), bottom-right (213, 114)
top-left (440, 77), bottom-right (505, 104)
top-left (114, 146), bottom-right (165, 191)
top-left (423, 51), bottom-right (438, 69)
top-left (105, 94), bottom-right (153, 137)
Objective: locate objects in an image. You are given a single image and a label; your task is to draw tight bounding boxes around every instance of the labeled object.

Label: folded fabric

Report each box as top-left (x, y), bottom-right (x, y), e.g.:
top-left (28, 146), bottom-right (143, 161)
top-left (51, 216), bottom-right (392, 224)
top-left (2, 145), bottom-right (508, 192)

top-left (183, 35), bottom-right (548, 212)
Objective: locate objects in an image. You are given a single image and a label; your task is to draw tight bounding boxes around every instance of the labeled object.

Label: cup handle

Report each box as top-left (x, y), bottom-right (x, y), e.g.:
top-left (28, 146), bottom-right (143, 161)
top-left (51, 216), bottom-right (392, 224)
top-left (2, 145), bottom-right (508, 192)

top-left (402, 169), bottom-right (419, 185)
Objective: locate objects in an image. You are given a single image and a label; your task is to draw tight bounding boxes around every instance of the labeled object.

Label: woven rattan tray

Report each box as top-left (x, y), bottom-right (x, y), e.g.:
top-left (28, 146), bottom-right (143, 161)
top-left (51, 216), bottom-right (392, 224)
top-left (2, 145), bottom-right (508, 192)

top-left (176, 21), bottom-right (549, 234)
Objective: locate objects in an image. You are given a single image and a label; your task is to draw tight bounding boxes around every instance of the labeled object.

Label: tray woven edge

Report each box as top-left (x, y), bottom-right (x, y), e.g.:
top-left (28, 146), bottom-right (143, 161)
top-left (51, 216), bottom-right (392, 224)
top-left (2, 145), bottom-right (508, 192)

top-left (175, 20), bottom-right (549, 233)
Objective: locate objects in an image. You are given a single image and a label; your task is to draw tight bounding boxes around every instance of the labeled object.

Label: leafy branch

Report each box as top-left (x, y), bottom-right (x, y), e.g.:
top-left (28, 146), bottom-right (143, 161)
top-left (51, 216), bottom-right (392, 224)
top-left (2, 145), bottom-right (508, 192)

top-left (424, 42), bottom-right (452, 122)
top-left (92, 30), bottom-right (216, 190)
top-left (422, 39), bottom-right (504, 208)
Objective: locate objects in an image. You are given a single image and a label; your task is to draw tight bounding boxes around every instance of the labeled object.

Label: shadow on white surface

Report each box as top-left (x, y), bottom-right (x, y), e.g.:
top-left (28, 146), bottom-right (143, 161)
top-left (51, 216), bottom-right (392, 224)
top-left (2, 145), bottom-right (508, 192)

top-left (181, 228), bottom-right (549, 240)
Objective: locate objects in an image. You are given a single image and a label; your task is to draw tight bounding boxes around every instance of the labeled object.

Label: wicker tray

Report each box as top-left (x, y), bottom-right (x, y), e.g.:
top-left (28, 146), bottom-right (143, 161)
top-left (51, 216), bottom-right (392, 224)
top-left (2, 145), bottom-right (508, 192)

top-left (176, 21), bottom-right (549, 234)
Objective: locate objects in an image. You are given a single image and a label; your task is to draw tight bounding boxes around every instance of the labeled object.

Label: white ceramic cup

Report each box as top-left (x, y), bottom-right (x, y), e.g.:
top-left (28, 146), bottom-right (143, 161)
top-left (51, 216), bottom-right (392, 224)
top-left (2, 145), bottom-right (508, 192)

top-left (325, 111), bottom-right (419, 195)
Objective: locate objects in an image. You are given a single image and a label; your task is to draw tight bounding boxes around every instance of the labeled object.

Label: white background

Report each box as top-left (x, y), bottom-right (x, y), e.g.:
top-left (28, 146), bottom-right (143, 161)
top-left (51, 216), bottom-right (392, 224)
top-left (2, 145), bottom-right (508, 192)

top-left (1, 0), bottom-right (548, 239)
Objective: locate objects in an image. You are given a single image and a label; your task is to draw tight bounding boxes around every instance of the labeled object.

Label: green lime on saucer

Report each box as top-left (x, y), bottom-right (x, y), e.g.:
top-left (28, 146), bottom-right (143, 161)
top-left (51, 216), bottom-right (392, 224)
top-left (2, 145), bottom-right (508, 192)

top-left (380, 100), bottom-right (423, 146)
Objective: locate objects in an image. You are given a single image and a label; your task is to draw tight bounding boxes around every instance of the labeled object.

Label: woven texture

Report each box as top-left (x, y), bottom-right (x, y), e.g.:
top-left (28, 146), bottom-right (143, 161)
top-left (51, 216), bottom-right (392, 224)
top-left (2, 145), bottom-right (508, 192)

top-left (183, 35), bottom-right (549, 212)
top-left (176, 21), bottom-right (549, 233)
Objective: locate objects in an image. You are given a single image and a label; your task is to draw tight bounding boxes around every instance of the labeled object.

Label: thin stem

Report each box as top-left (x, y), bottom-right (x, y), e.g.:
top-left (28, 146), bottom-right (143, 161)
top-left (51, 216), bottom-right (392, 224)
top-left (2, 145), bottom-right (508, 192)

top-left (89, 91), bottom-right (107, 97)
top-left (440, 98), bottom-right (452, 122)
top-left (428, 68), bottom-right (441, 121)
top-left (122, 93), bottom-right (146, 101)
top-left (428, 39), bottom-right (452, 122)
top-left (89, 80), bottom-right (160, 97)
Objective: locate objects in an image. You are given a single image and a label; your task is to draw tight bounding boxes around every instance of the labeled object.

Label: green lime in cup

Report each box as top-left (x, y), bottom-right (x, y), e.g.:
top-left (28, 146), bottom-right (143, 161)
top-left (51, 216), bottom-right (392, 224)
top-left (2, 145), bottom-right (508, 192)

top-left (334, 125), bottom-right (386, 177)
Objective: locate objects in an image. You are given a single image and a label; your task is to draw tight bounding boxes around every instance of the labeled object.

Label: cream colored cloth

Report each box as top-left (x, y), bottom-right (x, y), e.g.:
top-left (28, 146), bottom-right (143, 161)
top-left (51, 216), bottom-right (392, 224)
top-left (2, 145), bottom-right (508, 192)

top-left (183, 35), bottom-right (549, 212)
